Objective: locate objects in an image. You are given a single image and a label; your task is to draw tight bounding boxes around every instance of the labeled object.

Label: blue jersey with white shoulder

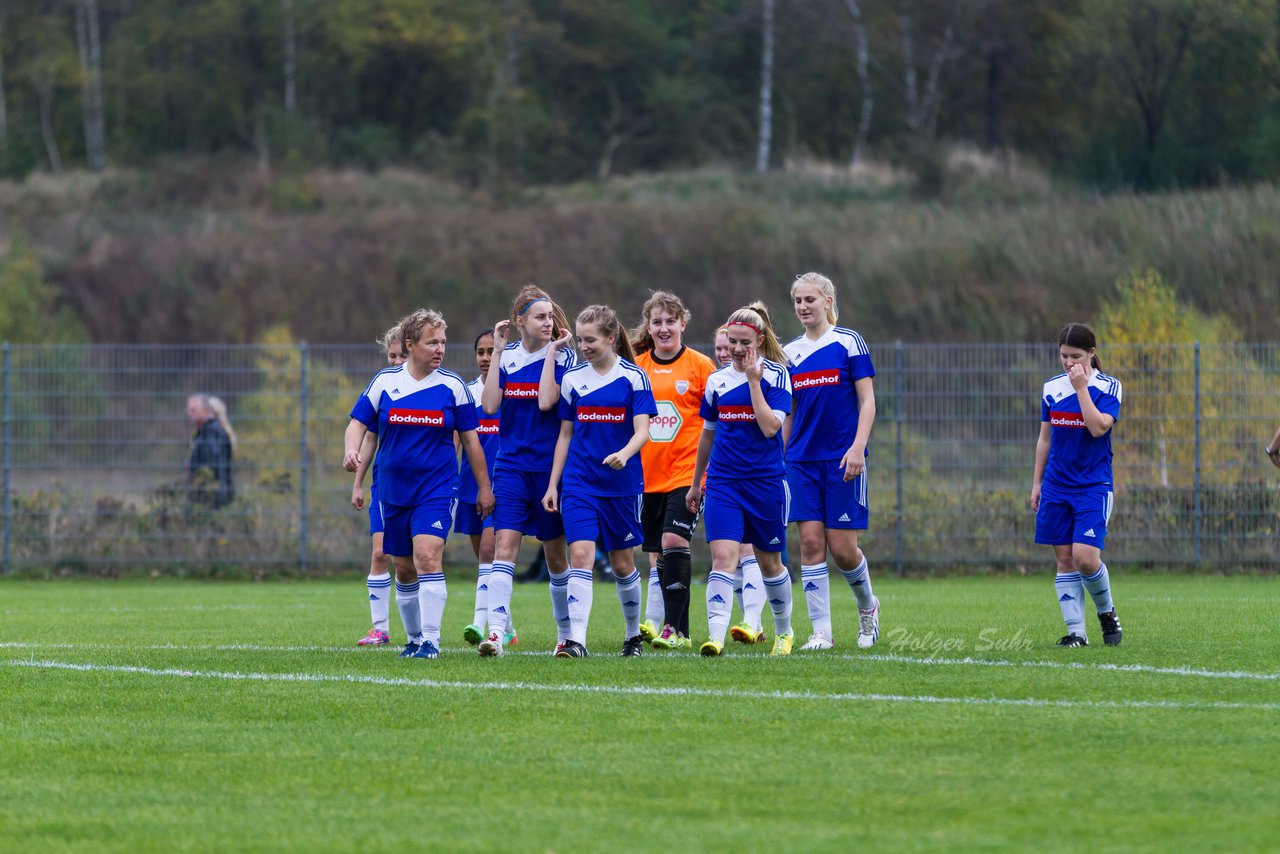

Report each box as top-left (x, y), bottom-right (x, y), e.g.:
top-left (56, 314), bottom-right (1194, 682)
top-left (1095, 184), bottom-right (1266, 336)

top-left (784, 326), bottom-right (875, 462)
top-left (496, 341), bottom-right (578, 471)
top-left (350, 365), bottom-right (478, 507)
top-left (456, 376), bottom-right (500, 503)
top-left (699, 360), bottom-right (792, 481)
top-left (1041, 370), bottom-right (1123, 492)
top-left (558, 358), bottom-right (657, 497)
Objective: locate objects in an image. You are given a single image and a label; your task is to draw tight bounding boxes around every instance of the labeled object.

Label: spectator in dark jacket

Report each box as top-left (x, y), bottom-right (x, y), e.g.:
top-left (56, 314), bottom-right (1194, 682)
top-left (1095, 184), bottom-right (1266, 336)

top-left (187, 394), bottom-right (235, 507)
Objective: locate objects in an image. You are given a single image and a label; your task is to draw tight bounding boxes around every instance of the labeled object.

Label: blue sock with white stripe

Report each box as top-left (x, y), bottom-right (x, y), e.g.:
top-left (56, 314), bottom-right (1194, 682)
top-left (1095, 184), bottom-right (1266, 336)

top-left (644, 564), bottom-right (665, 628)
top-left (395, 579), bottom-right (423, 644)
top-left (706, 571), bottom-right (735, 645)
top-left (615, 569), bottom-right (642, 638)
top-left (417, 572), bottom-right (447, 647)
top-left (801, 563), bottom-right (831, 637)
top-left (1055, 573), bottom-right (1086, 638)
top-left (1082, 563), bottom-right (1114, 614)
top-left (840, 554), bottom-right (875, 611)
top-left (549, 569), bottom-right (571, 643)
top-left (763, 570), bottom-right (793, 635)
top-left (367, 572), bottom-right (391, 632)
top-left (738, 556), bottom-right (766, 631)
top-left (486, 561), bottom-right (515, 639)
top-left (472, 563), bottom-right (491, 629)
top-left (567, 568), bottom-right (595, 646)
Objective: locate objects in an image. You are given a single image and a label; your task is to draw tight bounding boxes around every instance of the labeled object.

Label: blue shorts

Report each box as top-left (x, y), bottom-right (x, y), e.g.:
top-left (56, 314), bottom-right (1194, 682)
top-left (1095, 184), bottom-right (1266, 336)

top-left (786, 459), bottom-right (868, 529)
top-left (380, 497), bottom-right (456, 558)
top-left (492, 465), bottom-right (565, 542)
top-left (368, 497), bottom-right (385, 537)
top-left (703, 476), bottom-right (789, 553)
top-left (453, 499), bottom-right (495, 537)
top-left (1035, 486), bottom-right (1113, 550)
top-left (561, 493), bottom-right (643, 552)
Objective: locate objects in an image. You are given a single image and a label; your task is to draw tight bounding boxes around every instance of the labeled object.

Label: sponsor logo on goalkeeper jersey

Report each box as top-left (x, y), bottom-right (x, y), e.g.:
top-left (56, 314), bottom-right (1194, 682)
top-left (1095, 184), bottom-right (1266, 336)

top-left (388, 408), bottom-right (445, 427)
top-left (504, 383), bottom-right (539, 399)
top-left (578, 406), bottom-right (627, 423)
top-left (792, 369), bottom-right (841, 390)
top-left (1049, 410), bottom-right (1086, 428)
top-left (717, 405), bottom-right (757, 422)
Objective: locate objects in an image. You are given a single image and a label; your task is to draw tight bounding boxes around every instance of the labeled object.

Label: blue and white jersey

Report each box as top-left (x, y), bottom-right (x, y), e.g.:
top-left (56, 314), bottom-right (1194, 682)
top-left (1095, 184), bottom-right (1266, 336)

top-left (699, 360), bottom-right (792, 481)
top-left (558, 359), bottom-right (657, 497)
top-left (1041, 370), bottom-right (1123, 492)
top-left (784, 326), bottom-right (875, 462)
top-left (456, 376), bottom-right (500, 503)
top-left (496, 341), bottom-right (578, 471)
top-left (350, 364), bottom-right (478, 507)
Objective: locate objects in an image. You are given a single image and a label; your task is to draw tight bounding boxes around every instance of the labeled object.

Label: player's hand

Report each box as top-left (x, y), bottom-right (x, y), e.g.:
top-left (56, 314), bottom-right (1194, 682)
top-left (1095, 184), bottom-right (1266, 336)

top-left (744, 345), bottom-right (763, 382)
top-left (1030, 483), bottom-right (1041, 511)
top-left (342, 449), bottom-right (361, 472)
top-left (550, 328), bottom-right (574, 352)
top-left (840, 445), bottom-right (866, 481)
top-left (542, 486), bottom-right (559, 514)
top-left (494, 320), bottom-right (511, 344)
top-left (1068, 363), bottom-right (1088, 391)
top-left (351, 485), bottom-right (364, 510)
top-left (685, 485), bottom-right (702, 514)
top-left (603, 451), bottom-right (628, 470)
top-left (477, 487), bottom-right (496, 518)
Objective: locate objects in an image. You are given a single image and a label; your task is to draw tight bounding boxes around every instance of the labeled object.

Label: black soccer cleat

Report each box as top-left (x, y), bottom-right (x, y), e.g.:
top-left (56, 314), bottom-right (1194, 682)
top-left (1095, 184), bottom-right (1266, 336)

top-left (555, 639), bottom-right (589, 658)
top-left (1098, 610), bottom-right (1123, 646)
top-left (621, 635), bottom-right (644, 657)
top-left (1056, 634), bottom-right (1088, 648)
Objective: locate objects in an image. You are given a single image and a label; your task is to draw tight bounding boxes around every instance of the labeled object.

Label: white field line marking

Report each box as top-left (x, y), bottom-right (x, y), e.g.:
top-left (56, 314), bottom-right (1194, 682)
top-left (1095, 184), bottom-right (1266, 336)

top-left (0, 603), bottom-right (312, 616)
top-left (5, 658), bottom-right (1277, 712)
top-left (1, 641), bottom-right (1277, 683)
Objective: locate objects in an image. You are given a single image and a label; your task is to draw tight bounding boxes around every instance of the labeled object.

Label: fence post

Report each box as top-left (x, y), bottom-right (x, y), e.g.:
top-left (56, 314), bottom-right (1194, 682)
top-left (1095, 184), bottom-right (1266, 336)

top-left (894, 340), bottom-right (904, 577)
top-left (299, 341), bottom-right (309, 573)
top-left (2, 342), bottom-right (10, 577)
top-left (1193, 341), bottom-right (1201, 565)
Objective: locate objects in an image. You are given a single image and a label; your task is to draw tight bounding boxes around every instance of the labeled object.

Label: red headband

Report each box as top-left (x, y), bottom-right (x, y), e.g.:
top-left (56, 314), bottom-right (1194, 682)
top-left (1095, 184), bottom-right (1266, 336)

top-left (728, 321), bottom-right (763, 338)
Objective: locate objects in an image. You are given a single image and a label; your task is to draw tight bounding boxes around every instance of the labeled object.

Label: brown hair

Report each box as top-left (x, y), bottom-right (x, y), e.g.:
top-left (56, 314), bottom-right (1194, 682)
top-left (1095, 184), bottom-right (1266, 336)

top-left (577, 304), bottom-right (637, 363)
top-left (791, 272), bottom-right (839, 326)
top-left (724, 301), bottom-right (785, 363)
top-left (509, 284), bottom-right (570, 342)
top-left (1057, 322), bottom-right (1101, 371)
top-left (630, 290), bottom-right (690, 355)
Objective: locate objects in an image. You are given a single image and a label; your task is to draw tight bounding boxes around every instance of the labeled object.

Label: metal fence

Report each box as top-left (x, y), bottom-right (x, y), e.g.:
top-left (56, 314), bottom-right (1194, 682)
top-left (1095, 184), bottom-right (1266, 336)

top-left (1, 341), bottom-right (1276, 576)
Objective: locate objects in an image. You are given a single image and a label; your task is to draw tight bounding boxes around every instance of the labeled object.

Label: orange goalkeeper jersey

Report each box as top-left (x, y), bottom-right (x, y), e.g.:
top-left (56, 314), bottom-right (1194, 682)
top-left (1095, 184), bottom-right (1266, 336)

top-left (635, 346), bottom-right (717, 494)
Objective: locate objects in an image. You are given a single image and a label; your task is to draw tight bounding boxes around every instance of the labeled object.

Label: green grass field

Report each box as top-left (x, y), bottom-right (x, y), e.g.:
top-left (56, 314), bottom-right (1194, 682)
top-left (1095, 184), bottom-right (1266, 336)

top-left (1, 574), bottom-right (1276, 852)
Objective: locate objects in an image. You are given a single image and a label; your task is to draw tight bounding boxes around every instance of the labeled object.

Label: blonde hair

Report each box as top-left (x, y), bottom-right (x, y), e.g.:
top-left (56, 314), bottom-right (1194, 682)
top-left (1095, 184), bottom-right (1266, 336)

top-left (376, 323), bottom-right (403, 355)
top-left (791, 272), bottom-right (839, 326)
top-left (206, 396), bottom-right (237, 452)
top-left (630, 290), bottom-right (690, 355)
top-left (398, 309), bottom-right (447, 350)
top-left (578, 304), bottom-right (637, 362)
top-left (510, 284), bottom-right (571, 342)
top-left (724, 302), bottom-right (785, 364)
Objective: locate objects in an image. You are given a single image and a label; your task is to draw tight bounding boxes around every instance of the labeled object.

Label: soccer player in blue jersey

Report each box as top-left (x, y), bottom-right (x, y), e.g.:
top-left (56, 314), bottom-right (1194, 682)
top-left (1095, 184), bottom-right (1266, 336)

top-left (343, 309), bottom-right (495, 660)
top-left (687, 302), bottom-right (796, 657)
top-left (1032, 322), bottom-right (1124, 647)
top-left (783, 272), bottom-right (880, 650)
top-left (350, 323), bottom-right (405, 647)
top-left (542, 305), bottom-right (657, 657)
top-left (457, 329), bottom-right (518, 650)
top-left (478, 285), bottom-right (577, 657)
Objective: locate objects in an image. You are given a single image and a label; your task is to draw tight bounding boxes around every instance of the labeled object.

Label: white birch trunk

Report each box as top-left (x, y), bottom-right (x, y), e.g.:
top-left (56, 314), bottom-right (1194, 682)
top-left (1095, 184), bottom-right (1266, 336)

top-left (36, 73), bottom-right (63, 175)
top-left (74, 0), bottom-right (106, 171)
top-left (843, 0), bottom-right (872, 166)
top-left (282, 0), bottom-right (297, 114)
top-left (755, 0), bottom-right (774, 173)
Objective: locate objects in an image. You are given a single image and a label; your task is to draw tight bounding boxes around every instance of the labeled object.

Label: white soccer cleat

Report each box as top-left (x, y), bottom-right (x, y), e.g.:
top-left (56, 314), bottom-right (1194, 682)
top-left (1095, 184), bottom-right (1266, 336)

top-left (478, 630), bottom-right (505, 657)
top-left (799, 632), bottom-right (833, 651)
top-left (856, 598), bottom-right (880, 649)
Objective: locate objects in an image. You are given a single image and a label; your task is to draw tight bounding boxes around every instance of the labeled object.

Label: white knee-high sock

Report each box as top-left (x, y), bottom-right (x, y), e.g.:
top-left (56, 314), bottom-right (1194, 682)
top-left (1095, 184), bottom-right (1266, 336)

top-left (367, 572), bottom-right (391, 631)
top-left (840, 555), bottom-right (875, 611)
top-left (566, 568), bottom-right (595, 646)
top-left (733, 565), bottom-right (745, 618)
top-left (706, 571), bottom-right (735, 645)
top-left (417, 572), bottom-right (447, 646)
top-left (739, 556), bottom-right (766, 631)
top-left (1055, 572), bottom-right (1086, 638)
top-left (395, 579), bottom-right (423, 644)
top-left (801, 563), bottom-right (831, 637)
top-left (1082, 564), bottom-right (1114, 614)
top-left (763, 569), bottom-right (793, 635)
top-left (486, 561), bottom-right (515, 638)
top-left (644, 564), bottom-right (665, 627)
top-left (549, 569), bottom-right (571, 643)
top-left (472, 563), bottom-right (491, 628)
top-left (615, 569), bottom-right (642, 638)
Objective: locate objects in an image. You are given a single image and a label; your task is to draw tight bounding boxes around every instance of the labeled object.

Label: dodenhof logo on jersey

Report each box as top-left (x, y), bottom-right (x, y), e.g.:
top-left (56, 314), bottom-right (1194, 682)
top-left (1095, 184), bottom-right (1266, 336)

top-left (1049, 411), bottom-right (1086, 428)
top-left (718, 405), bottom-right (757, 422)
top-left (578, 406), bottom-right (627, 423)
top-left (476, 419), bottom-right (499, 435)
top-left (504, 382), bottom-right (539, 399)
top-left (388, 409), bottom-right (445, 427)
top-left (792, 369), bottom-right (840, 390)
top-left (650, 400), bottom-right (682, 442)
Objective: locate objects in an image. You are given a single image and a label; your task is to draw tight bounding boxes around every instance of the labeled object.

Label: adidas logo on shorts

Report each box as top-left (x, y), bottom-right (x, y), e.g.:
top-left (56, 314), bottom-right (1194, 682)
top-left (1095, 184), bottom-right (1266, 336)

top-left (838, 513), bottom-right (851, 522)
top-left (432, 520), bottom-right (443, 529)
top-left (1084, 528), bottom-right (1096, 537)
top-left (769, 537), bottom-right (780, 545)
top-left (624, 533), bottom-right (634, 541)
